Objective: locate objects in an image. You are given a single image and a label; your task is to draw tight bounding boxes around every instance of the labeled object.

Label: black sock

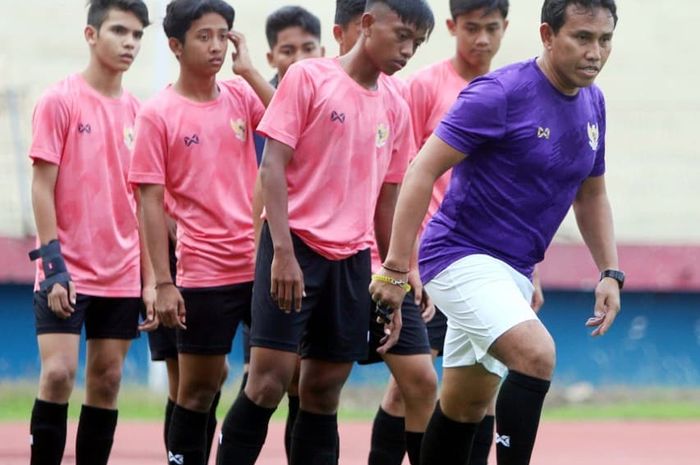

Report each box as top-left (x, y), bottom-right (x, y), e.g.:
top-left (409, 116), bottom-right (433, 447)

top-left (238, 371), bottom-right (249, 393)
top-left (290, 410), bottom-right (338, 465)
top-left (75, 404), bottom-right (118, 465)
top-left (405, 431), bottom-right (424, 465)
top-left (30, 399), bottom-right (68, 465)
top-left (420, 403), bottom-right (478, 465)
top-left (368, 407), bottom-right (406, 465)
top-left (285, 395), bottom-right (300, 464)
top-left (216, 391), bottom-right (276, 465)
top-left (164, 398), bottom-right (175, 454)
top-left (167, 404), bottom-right (208, 465)
top-left (495, 371), bottom-right (550, 465)
top-left (205, 391), bottom-right (222, 463)
top-left (469, 415), bottom-right (494, 465)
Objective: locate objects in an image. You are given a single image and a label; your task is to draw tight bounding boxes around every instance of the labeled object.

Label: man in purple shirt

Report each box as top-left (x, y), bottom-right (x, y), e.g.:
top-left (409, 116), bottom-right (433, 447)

top-left (370, 1), bottom-right (623, 464)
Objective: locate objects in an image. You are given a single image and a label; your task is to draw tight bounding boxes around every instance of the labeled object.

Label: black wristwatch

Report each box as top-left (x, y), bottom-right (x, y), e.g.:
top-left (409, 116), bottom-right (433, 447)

top-left (600, 269), bottom-right (625, 289)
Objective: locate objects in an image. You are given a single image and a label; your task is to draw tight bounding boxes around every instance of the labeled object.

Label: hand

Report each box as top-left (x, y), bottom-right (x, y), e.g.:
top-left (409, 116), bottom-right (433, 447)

top-left (408, 269), bottom-right (434, 322)
top-left (156, 283), bottom-right (186, 329)
top-left (377, 306), bottom-right (402, 355)
top-left (139, 286), bottom-right (159, 332)
top-left (585, 278), bottom-right (621, 336)
top-left (369, 269), bottom-right (408, 314)
top-left (47, 282), bottom-right (76, 318)
top-left (228, 30), bottom-right (254, 78)
top-left (270, 249), bottom-right (305, 312)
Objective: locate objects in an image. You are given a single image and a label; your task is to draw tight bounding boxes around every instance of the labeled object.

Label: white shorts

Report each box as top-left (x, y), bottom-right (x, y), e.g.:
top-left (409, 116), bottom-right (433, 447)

top-left (425, 254), bottom-right (538, 377)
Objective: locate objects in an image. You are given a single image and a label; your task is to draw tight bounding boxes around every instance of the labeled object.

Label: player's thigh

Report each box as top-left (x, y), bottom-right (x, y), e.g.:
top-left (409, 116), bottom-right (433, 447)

top-left (298, 358), bottom-right (354, 414)
top-left (177, 283), bottom-right (251, 356)
top-left (302, 249), bottom-right (371, 363)
top-left (383, 352), bottom-right (437, 402)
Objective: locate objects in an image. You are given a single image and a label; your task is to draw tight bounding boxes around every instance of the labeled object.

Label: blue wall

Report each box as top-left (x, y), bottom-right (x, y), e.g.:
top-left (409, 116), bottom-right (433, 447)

top-left (2, 285), bottom-right (699, 386)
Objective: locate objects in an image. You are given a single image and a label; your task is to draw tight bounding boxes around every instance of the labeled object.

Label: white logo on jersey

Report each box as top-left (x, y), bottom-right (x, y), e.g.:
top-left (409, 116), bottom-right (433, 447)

top-left (376, 123), bottom-right (389, 148)
top-left (168, 451), bottom-right (184, 465)
top-left (496, 434), bottom-right (511, 447)
top-left (537, 127), bottom-right (550, 140)
top-left (231, 118), bottom-right (247, 142)
top-left (587, 122), bottom-right (599, 151)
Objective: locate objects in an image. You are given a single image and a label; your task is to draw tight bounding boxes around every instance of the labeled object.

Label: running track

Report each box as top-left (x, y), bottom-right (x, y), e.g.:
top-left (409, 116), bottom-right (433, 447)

top-left (1, 420), bottom-right (697, 464)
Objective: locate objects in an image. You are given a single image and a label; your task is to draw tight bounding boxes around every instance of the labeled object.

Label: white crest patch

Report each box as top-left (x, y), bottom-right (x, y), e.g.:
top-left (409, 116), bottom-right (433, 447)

top-left (587, 122), bottom-right (599, 151)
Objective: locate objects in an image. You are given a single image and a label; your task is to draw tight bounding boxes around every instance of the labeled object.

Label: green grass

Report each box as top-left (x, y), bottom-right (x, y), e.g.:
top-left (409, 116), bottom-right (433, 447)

top-left (2, 383), bottom-right (700, 422)
top-left (542, 401), bottom-right (700, 421)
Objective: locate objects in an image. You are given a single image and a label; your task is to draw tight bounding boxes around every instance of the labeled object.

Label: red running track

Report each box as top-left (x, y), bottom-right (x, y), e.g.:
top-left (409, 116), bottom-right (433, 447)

top-left (1, 420), bottom-right (698, 464)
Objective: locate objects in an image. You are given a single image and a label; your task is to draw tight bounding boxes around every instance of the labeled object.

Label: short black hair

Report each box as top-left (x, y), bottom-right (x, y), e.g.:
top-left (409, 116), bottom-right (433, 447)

top-left (266, 6), bottom-right (322, 49)
top-left (163, 0), bottom-right (235, 43)
top-left (541, 0), bottom-right (617, 34)
top-left (334, 0), bottom-right (366, 27)
top-left (450, 0), bottom-right (509, 20)
top-left (87, 0), bottom-right (150, 28)
top-left (366, 0), bottom-right (435, 36)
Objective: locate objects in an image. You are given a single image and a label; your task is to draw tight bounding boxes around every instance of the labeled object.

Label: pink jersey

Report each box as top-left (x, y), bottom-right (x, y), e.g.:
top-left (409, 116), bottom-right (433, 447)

top-left (29, 74), bottom-right (141, 297)
top-left (409, 59), bottom-right (469, 223)
top-left (129, 79), bottom-right (265, 288)
top-left (257, 58), bottom-right (413, 261)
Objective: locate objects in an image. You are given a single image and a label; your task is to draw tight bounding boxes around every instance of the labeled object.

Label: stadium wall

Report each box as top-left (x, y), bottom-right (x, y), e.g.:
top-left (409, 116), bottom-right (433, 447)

top-left (3, 242), bottom-right (699, 387)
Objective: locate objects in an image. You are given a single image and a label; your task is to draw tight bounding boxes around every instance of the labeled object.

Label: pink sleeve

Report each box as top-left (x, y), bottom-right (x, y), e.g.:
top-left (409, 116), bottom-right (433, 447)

top-left (29, 89), bottom-right (71, 165)
top-left (407, 76), bottom-right (431, 150)
top-left (384, 101), bottom-right (413, 184)
top-left (248, 87), bottom-right (266, 129)
top-left (256, 64), bottom-right (313, 150)
top-left (128, 109), bottom-right (168, 185)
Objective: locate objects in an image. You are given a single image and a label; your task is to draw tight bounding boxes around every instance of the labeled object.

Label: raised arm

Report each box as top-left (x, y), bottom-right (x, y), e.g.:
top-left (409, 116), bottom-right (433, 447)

top-left (229, 30), bottom-right (275, 106)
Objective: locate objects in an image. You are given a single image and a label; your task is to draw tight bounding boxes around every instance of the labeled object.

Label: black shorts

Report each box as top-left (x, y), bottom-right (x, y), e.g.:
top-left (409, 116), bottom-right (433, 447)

top-left (242, 323), bottom-right (251, 364)
top-left (427, 308), bottom-right (448, 355)
top-left (146, 324), bottom-right (178, 361)
top-left (250, 223), bottom-right (371, 363)
top-left (177, 282), bottom-right (252, 355)
top-left (34, 292), bottom-right (141, 339)
top-left (360, 291), bottom-right (431, 365)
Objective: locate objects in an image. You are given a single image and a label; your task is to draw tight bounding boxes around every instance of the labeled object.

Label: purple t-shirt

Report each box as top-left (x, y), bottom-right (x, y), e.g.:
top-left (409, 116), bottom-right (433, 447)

top-left (419, 58), bottom-right (607, 283)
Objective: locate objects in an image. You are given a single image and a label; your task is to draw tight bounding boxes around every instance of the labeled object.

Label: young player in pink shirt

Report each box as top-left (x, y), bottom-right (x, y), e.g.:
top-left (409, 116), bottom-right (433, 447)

top-left (27, 2), bottom-right (150, 464)
top-left (334, 2), bottom-right (439, 464)
top-left (216, 1), bottom-right (434, 464)
top-left (129, 1), bottom-right (272, 464)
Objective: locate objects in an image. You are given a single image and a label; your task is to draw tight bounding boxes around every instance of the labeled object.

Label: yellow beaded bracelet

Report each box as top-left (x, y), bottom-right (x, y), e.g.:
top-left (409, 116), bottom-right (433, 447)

top-left (371, 274), bottom-right (412, 293)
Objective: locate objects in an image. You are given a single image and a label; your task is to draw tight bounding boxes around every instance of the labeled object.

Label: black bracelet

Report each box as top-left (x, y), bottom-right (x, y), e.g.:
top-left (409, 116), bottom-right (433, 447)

top-left (382, 263), bottom-right (410, 274)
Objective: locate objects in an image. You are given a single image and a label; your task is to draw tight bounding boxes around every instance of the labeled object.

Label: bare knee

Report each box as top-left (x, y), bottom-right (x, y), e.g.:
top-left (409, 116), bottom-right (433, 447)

top-left (87, 364), bottom-right (123, 405)
top-left (400, 370), bottom-right (437, 408)
top-left (300, 376), bottom-right (344, 413)
top-left (492, 322), bottom-right (556, 380)
top-left (245, 372), bottom-right (289, 409)
top-left (299, 364), bottom-right (351, 414)
top-left (39, 364), bottom-right (77, 401)
top-left (178, 379), bottom-right (221, 412)
top-left (508, 336), bottom-right (556, 379)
